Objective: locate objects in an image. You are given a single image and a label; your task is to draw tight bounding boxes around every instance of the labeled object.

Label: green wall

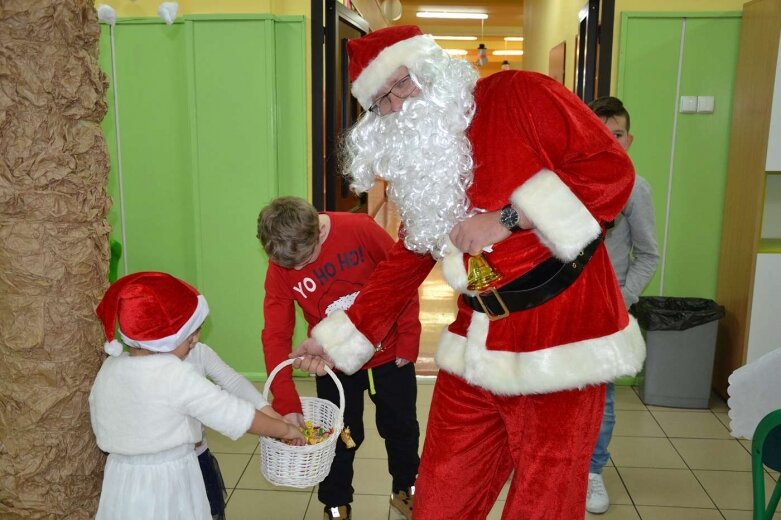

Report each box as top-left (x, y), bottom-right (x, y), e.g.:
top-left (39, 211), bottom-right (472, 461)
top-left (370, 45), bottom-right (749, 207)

top-left (618, 13), bottom-right (741, 299)
top-left (99, 15), bottom-right (308, 379)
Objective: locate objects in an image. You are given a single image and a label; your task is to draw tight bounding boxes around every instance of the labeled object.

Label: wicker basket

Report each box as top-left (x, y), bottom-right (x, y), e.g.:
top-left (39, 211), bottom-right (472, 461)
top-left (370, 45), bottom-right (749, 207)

top-left (259, 358), bottom-right (344, 488)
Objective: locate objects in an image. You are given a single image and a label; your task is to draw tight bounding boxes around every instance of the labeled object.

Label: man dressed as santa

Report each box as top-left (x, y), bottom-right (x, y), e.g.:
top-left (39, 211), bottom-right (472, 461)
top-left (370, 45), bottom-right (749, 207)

top-left (293, 25), bottom-right (645, 519)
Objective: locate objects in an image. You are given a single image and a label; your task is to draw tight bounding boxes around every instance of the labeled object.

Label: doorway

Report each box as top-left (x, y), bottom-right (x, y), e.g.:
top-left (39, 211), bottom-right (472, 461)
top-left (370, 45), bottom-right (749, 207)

top-left (311, 0), bottom-right (369, 212)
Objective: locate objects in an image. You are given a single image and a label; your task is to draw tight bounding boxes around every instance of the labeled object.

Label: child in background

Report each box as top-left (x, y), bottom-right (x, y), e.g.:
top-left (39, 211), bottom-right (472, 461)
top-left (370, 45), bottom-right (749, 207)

top-left (89, 272), bottom-right (303, 520)
top-left (586, 96), bottom-right (660, 514)
top-left (257, 197), bottom-right (421, 520)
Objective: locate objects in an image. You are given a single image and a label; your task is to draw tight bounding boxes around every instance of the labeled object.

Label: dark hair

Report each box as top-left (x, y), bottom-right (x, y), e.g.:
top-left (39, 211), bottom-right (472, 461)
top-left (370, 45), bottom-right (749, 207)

top-left (588, 96), bottom-right (631, 132)
top-left (257, 197), bottom-right (320, 268)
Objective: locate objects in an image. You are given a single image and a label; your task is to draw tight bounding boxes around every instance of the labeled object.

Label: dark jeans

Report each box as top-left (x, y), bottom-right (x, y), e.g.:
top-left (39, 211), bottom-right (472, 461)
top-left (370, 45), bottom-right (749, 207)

top-left (316, 361), bottom-right (420, 507)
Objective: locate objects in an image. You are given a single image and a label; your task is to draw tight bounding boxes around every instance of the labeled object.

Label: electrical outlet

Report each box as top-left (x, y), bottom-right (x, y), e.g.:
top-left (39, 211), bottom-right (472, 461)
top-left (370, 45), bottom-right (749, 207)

top-left (680, 96), bottom-right (698, 113)
top-left (697, 96), bottom-right (715, 113)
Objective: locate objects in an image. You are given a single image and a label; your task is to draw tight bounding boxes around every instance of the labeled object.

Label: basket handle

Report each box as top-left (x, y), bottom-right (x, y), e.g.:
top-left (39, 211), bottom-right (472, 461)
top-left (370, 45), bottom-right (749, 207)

top-left (262, 358), bottom-right (345, 420)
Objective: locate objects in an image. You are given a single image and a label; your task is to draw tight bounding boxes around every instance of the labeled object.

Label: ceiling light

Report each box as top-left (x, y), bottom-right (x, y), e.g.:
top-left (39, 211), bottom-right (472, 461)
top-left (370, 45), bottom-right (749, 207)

top-left (432, 35), bottom-right (478, 41)
top-left (476, 43), bottom-right (488, 67)
top-left (417, 11), bottom-right (488, 20)
top-left (504, 37), bottom-right (525, 42)
top-left (444, 49), bottom-right (468, 56)
top-left (493, 50), bottom-right (524, 56)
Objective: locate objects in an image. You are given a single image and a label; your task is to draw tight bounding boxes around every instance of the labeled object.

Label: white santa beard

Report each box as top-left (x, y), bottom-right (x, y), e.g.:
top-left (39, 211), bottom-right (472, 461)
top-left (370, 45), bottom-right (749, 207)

top-left (346, 85), bottom-right (475, 259)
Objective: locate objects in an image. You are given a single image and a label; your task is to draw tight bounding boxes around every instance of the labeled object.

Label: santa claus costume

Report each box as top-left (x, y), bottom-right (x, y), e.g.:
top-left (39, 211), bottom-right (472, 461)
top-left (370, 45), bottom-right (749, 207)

top-left (306, 25), bottom-right (646, 519)
top-left (89, 272), bottom-right (262, 520)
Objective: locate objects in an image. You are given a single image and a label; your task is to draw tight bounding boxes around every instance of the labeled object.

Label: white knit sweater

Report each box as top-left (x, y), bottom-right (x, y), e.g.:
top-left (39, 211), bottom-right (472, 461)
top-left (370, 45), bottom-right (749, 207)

top-left (89, 352), bottom-right (255, 456)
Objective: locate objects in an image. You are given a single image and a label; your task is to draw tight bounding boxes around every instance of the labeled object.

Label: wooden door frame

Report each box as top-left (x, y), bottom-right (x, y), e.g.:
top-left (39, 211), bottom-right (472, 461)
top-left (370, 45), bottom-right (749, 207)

top-left (310, 0), bottom-right (369, 211)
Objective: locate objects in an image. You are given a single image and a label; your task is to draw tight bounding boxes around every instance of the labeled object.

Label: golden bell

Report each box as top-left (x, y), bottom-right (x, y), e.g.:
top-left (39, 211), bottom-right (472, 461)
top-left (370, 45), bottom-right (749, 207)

top-left (466, 253), bottom-right (503, 292)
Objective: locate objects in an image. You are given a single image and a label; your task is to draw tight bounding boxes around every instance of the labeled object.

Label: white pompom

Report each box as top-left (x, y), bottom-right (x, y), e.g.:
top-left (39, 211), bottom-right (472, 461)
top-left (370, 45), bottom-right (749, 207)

top-left (104, 340), bottom-right (123, 356)
top-left (157, 2), bottom-right (179, 25)
top-left (97, 4), bottom-right (117, 26)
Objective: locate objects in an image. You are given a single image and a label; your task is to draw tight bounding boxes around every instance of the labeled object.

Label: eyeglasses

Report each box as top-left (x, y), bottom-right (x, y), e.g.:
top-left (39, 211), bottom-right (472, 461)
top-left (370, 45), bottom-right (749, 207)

top-left (368, 75), bottom-right (417, 115)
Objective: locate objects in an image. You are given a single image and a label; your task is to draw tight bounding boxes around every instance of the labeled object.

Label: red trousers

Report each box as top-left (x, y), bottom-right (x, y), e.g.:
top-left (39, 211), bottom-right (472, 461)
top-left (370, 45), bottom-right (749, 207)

top-left (414, 371), bottom-right (605, 520)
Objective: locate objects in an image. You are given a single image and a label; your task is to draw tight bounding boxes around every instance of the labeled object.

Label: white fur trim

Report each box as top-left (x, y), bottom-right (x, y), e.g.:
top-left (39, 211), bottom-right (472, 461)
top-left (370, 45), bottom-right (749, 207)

top-left (440, 236), bottom-right (474, 295)
top-left (311, 310), bottom-right (375, 375)
top-left (119, 295), bottom-right (209, 353)
top-left (435, 314), bottom-right (646, 395)
top-left (510, 169), bottom-right (601, 262)
top-left (352, 34), bottom-right (441, 110)
top-left (104, 339), bottom-right (123, 356)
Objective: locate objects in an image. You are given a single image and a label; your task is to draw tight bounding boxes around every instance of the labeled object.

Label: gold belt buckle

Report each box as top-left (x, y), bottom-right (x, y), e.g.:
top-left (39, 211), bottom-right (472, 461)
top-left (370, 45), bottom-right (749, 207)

top-left (475, 287), bottom-right (510, 321)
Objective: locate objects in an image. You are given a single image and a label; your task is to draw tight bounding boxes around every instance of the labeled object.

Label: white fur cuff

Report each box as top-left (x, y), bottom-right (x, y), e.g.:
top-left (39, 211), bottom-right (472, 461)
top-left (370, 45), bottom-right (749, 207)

top-left (511, 169), bottom-right (601, 262)
top-left (440, 236), bottom-right (473, 295)
top-left (311, 310), bottom-right (375, 375)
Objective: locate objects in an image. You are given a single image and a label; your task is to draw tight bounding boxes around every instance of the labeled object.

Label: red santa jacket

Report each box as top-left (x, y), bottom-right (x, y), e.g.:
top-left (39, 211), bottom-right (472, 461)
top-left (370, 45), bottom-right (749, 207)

top-left (261, 212), bottom-right (421, 415)
top-left (312, 71), bottom-right (645, 395)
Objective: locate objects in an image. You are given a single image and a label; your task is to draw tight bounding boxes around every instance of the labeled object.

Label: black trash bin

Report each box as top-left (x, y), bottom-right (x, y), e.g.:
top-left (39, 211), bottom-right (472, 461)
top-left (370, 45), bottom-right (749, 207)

top-left (635, 296), bottom-right (725, 409)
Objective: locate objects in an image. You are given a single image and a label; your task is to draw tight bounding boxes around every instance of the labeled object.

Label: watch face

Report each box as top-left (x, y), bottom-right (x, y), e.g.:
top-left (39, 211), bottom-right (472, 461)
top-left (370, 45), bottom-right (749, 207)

top-left (501, 205), bottom-right (519, 229)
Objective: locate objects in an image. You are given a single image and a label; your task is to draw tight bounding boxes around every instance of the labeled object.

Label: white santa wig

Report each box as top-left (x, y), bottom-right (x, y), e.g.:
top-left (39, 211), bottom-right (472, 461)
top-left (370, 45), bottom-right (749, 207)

top-left (342, 44), bottom-right (479, 259)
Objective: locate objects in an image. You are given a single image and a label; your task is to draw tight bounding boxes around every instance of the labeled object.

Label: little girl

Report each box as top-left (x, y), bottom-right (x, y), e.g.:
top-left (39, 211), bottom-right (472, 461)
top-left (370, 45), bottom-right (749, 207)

top-left (89, 272), bottom-right (303, 520)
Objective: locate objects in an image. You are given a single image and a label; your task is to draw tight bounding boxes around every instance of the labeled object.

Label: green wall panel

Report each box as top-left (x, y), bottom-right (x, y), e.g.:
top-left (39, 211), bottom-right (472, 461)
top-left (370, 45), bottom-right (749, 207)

top-left (274, 20), bottom-right (309, 199)
top-left (99, 26), bottom-right (124, 279)
top-left (666, 17), bottom-right (740, 298)
top-left (618, 13), bottom-right (740, 300)
top-left (106, 23), bottom-right (198, 285)
top-left (191, 19), bottom-right (278, 376)
top-left (99, 15), bottom-right (308, 379)
top-left (618, 16), bottom-right (683, 298)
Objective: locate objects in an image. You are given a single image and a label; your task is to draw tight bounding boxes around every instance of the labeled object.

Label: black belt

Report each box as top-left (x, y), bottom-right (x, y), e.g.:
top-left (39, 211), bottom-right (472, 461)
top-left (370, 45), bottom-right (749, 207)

top-left (463, 235), bottom-right (603, 320)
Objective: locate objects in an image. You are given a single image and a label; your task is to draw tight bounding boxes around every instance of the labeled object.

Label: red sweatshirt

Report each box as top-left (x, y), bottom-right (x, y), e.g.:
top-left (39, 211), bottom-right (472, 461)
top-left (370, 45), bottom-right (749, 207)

top-left (261, 212), bottom-right (421, 415)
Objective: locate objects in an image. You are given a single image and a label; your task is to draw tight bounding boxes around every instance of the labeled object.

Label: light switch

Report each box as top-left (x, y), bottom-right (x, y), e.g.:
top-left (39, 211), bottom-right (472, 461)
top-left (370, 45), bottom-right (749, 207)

top-left (697, 96), bottom-right (715, 113)
top-left (680, 96), bottom-right (698, 113)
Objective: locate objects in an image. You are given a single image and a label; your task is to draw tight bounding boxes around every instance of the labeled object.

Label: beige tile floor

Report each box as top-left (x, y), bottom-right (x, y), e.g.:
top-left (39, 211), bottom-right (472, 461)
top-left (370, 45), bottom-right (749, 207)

top-left (208, 382), bottom-right (780, 520)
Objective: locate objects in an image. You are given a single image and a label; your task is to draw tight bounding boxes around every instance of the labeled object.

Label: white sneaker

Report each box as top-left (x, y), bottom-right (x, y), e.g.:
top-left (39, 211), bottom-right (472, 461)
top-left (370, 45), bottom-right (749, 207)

top-left (586, 472), bottom-right (610, 514)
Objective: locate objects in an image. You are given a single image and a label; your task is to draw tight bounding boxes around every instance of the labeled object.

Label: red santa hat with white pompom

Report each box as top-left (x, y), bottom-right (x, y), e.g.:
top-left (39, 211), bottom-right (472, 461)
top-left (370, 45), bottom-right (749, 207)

top-left (347, 24), bottom-right (441, 111)
top-left (95, 272), bottom-right (209, 356)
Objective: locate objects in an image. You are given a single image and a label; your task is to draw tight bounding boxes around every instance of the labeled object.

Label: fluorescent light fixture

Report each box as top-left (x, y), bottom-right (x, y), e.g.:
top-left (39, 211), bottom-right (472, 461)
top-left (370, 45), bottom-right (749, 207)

top-left (432, 35), bottom-right (478, 41)
top-left (417, 11), bottom-right (488, 20)
top-left (444, 49), bottom-right (468, 56)
top-left (493, 50), bottom-right (524, 56)
top-left (504, 36), bottom-right (525, 42)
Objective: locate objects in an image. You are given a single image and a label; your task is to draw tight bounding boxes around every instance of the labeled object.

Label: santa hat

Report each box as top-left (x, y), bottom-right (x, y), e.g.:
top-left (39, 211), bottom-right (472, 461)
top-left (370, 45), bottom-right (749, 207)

top-left (95, 272), bottom-right (209, 356)
top-left (347, 25), bottom-right (441, 111)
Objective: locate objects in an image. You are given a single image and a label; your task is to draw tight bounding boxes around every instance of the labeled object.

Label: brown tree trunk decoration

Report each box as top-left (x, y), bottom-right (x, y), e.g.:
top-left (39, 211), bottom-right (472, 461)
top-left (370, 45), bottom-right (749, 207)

top-left (0, 1), bottom-right (111, 518)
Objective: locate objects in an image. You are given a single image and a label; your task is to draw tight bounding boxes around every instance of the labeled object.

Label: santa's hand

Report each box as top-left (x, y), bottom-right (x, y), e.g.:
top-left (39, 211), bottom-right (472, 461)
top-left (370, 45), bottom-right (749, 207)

top-left (395, 357), bottom-right (410, 367)
top-left (290, 338), bottom-right (334, 376)
top-left (449, 211), bottom-right (511, 256)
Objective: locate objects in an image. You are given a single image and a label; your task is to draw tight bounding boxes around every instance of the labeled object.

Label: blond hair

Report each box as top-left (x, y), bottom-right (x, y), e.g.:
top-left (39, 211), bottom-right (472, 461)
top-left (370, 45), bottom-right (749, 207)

top-left (257, 197), bottom-right (320, 268)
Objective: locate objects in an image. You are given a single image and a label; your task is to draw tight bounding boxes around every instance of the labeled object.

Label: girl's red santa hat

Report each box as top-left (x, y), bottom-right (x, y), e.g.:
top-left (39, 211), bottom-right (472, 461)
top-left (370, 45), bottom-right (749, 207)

top-left (95, 272), bottom-right (209, 356)
top-left (347, 24), bottom-right (441, 111)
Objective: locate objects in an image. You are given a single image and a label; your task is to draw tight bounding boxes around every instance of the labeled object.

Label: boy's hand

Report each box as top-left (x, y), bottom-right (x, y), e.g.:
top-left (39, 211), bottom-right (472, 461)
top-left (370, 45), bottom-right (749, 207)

top-left (284, 412), bottom-right (306, 428)
top-left (259, 405), bottom-right (283, 420)
top-left (290, 338), bottom-right (334, 376)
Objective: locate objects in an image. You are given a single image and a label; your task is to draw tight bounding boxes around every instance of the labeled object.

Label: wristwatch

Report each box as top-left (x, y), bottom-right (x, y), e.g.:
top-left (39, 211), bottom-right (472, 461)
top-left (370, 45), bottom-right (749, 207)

top-left (499, 204), bottom-right (521, 232)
